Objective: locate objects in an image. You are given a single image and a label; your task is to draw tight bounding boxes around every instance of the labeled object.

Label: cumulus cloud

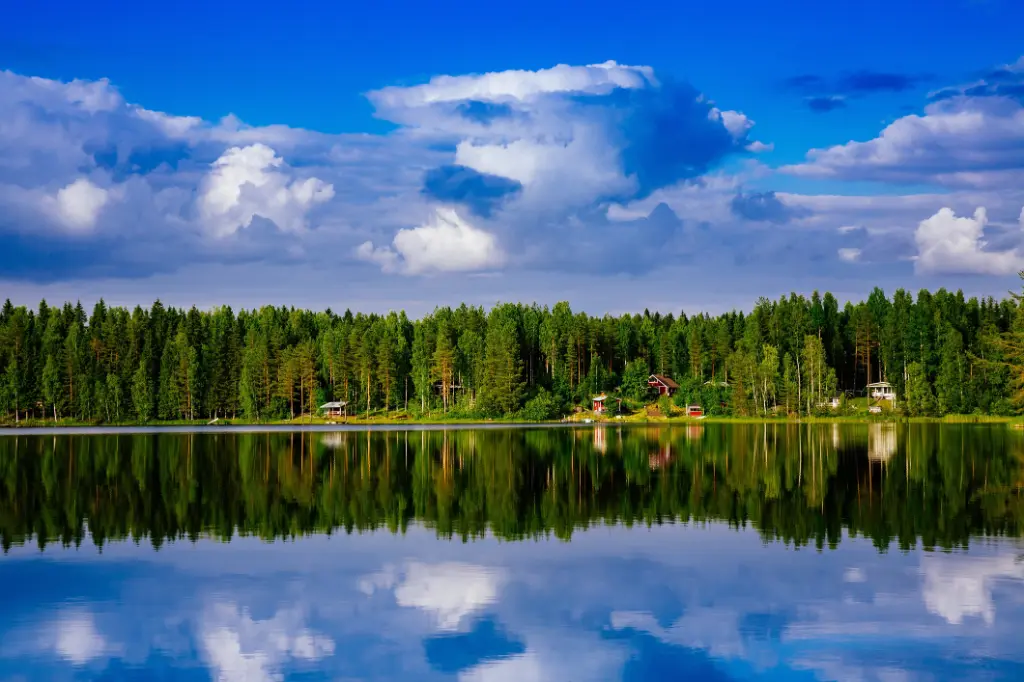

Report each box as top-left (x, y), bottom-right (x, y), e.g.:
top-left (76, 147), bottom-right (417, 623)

top-left (197, 144), bottom-right (334, 237)
top-left (46, 178), bottom-right (112, 231)
top-left (200, 601), bottom-right (335, 682)
top-left (730, 190), bottom-right (807, 224)
top-left (838, 247), bottom-right (862, 263)
top-left (930, 56), bottom-right (1024, 104)
top-left (360, 60), bottom-right (757, 273)
top-left (357, 207), bottom-right (503, 275)
top-left (914, 206), bottom-right (1024, 275)
top-left (369, 60), bottom-right (656, 109)
top-left (422, 165), bottom-right (522, 217)
top-left (359, 561), bottom-right (503, 631)
top-left (784, 95), bottom-right (1024, 188)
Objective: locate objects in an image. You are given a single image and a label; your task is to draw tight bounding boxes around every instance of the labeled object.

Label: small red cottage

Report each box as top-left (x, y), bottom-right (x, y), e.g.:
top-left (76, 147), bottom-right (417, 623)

top-left (686, 405), bottom-right (704, 418)
top-left (648, 374), bottom-right (679, 397)
top-left (592, 394), bottom-right (607, 413)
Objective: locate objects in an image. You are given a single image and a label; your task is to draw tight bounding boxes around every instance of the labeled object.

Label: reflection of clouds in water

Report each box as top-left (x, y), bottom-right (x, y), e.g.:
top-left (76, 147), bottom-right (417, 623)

top-left (792, 655), bottom-right (913, 682)
top-left (458, 632), bottom-right (627, 682)
top-left (51, 610), bottom-right (115, 665)
top-left (1, 608), bottom-right (121, 669)
top-left (459, 651), bottom-right (543, 682)
top-left (844, 567), bottom-right (867, 584)
top-left (360, 562), bottom-right (503, 631)
top-left (921, 553), bottom-right (1024, 625)
top-left (200, 602), bottom-right (334, 682)
top-left (611, 608), bottom-right (745, 660)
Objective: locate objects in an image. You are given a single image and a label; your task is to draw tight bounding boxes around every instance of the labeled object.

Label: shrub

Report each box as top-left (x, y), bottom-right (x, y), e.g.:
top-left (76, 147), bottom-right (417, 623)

top-left (518, 389), bottom-right (560, 421)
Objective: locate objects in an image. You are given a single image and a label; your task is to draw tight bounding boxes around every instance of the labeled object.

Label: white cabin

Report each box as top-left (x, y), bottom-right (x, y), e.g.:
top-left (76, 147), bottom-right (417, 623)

top-left (866, 381), bottom-right (896, 402)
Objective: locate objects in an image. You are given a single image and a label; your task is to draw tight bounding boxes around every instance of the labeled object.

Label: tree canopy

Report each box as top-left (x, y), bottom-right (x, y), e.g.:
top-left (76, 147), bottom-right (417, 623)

top-left (0, 285), bottom-right (1020, 422)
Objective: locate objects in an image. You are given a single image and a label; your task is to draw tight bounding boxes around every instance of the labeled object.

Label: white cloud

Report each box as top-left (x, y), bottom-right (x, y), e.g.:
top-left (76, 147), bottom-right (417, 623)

top-left (784, 96), bottom-right (1024, 189)
top-left (53, 178), bottom-right (111, 230)
top-left (369, 60), bottom-right (655, 109)
top-left (357, 207), bottom-right (504, 275)
top-left (838, 247), bottom-right (862, 263)
top-left (200, 602), bottom-right (335, 682)
top-left (914, 206), bottom-right (1024, 275)
top-left (712, 109), bottom-right (754, 139)
top-left (197, 144), bottom-right (334, 237)
top-left (360, 561), bottom-right (503, 631)
top-left (921, 553), bottom-right (1024, 626)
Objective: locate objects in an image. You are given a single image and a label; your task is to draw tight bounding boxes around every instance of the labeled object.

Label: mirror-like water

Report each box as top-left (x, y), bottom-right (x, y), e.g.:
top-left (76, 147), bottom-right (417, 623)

top-left (1, 424), bottom-right (1022, 680)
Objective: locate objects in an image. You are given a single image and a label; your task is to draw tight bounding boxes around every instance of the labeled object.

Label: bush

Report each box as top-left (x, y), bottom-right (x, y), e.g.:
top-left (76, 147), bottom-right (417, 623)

top-left (657, 395), bottom-right (674, 417)
top-left (518, 389), bottom-right (561, 421)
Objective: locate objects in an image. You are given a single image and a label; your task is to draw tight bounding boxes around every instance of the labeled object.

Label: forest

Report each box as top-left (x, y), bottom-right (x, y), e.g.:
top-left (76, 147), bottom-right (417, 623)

top-left (0, 285), bottom-right (1021, 423)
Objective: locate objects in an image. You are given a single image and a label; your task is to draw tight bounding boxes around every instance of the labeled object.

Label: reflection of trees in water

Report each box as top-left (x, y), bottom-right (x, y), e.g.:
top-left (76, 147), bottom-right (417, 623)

top-left (0, 424), bottom-right (1022, 553)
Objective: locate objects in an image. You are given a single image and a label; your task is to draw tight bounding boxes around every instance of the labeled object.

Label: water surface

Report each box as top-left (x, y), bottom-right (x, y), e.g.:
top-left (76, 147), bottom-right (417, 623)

top-left (1, 424), bottom-right (1022, 680)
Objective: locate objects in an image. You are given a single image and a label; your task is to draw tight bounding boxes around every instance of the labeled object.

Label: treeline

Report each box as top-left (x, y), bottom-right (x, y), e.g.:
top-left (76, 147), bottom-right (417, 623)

top-left (0, 286), bottom-right (1019, 423)
top-left (1, 424), bottom-right (1021, 551)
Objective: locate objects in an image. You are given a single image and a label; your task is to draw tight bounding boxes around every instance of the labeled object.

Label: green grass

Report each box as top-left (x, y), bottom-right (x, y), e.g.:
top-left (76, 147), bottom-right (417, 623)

top-left (1, 408), bottom-right (1019, 429)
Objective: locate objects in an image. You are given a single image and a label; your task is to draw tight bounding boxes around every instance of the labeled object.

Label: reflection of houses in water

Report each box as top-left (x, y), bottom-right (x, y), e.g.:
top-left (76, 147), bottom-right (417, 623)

top-left (685, 425), bottom-right (704, 441)
top-left (868, 424), bottom-right (897, 463)
top-left (594, 426), bottom-right (607, 453)
top-left (320, 433), bottom-right (348, 449)
top-left (649, 443), bottom-right (672, 470)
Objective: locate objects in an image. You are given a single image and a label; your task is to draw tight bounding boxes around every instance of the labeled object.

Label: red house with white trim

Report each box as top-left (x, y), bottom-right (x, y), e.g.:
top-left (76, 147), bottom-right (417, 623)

top-left (648, 374), bottom-right (679, 397)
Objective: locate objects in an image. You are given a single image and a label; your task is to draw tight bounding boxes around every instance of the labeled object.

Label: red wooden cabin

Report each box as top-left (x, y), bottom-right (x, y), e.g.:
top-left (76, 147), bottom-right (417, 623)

top-left (648, 374), bottom-right (679, 397)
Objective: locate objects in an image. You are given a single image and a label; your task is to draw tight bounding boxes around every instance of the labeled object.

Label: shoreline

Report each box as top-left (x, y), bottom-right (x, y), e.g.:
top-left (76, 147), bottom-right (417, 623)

top-left (0, 414), bottom-right (1015, 436)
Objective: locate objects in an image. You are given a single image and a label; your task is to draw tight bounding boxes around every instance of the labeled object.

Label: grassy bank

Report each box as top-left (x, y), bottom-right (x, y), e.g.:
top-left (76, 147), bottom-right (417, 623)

top-left (1, 411), bottom-right (1017, 429)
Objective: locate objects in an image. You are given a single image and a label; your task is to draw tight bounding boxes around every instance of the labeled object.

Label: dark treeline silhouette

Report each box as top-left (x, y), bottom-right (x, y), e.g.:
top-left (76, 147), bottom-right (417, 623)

top-left (0, 286), bottom-right (1020, 422)
top-left (1, 424), bottom-right (1021, 552)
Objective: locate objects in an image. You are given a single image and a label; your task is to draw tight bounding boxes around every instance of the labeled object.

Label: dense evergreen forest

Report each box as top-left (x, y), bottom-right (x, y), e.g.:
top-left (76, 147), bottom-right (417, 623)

top-left (2, 425), bottom-right (1021, 552)
top-left (0, 285), bottom-right (1021, 423)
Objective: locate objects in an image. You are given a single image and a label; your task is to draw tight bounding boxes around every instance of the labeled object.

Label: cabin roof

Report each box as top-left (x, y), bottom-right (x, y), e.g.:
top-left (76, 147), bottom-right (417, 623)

top-left (320, 401), bottom-right (348, 409)
top-left (649, 374), bottom-right (680, 389)
top-left (593, 394), bottom-right (607, 401)
top-left (865, 382), bottom-right (893, 389)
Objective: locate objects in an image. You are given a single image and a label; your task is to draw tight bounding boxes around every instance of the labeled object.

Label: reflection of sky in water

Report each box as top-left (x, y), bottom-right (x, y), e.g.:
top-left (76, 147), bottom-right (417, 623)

top-left (1, 524), bottom-right (1023, 681)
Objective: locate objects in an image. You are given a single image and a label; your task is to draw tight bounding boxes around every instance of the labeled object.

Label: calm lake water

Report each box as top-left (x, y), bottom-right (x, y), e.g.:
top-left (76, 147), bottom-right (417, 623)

top-left (1, 424), bottom-right (1022, 681)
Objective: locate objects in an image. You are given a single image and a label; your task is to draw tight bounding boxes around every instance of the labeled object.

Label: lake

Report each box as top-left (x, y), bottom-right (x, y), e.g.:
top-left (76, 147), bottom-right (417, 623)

top-left (1, 423), bottom-right (1022, 681)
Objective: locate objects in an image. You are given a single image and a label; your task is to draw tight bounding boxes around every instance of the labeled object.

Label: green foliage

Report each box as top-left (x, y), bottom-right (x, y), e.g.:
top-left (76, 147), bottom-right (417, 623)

top-left (904, 361), bottom-right (936, 417)
top-left (518, 389), bottom-right (561, 421)
top-left (131, 361), bottom-right (153, 421)
top-left (621, 360), bottom-right (650, 402)
top-left (0, 286), bottom-right (1020, 423)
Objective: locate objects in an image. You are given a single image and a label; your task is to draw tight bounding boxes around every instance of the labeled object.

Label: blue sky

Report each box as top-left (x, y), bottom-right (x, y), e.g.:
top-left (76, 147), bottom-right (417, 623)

top-left (2, 524), bottom-right (1023, 681)
top-left (2, 0), bottom-right (1024, 313)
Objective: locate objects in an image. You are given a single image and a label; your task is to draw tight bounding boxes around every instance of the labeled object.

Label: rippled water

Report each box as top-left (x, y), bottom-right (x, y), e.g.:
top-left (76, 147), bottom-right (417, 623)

top-left (1, 424), bottom-right (1022, 680)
